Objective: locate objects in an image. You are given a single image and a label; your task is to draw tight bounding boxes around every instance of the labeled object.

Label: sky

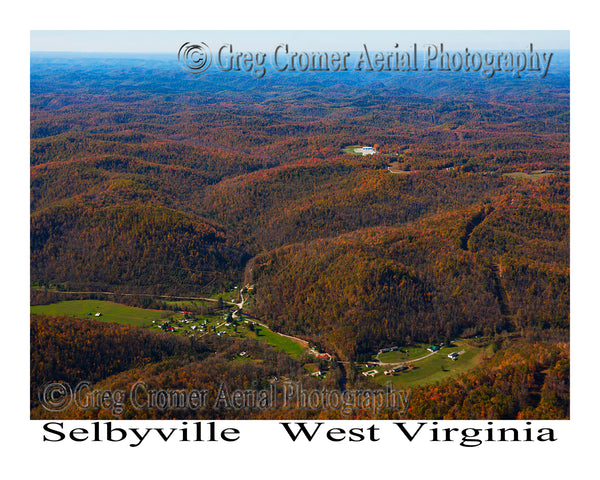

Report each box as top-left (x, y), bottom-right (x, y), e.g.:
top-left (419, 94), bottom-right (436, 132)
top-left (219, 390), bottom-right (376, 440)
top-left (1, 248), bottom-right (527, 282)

top-left (30, 30), bottom-right (569, 53)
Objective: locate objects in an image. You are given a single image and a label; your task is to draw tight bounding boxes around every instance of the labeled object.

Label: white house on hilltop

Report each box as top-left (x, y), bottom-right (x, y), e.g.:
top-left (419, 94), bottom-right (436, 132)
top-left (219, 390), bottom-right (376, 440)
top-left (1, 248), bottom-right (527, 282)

top-left (354, 146), bottom-right (377, 156)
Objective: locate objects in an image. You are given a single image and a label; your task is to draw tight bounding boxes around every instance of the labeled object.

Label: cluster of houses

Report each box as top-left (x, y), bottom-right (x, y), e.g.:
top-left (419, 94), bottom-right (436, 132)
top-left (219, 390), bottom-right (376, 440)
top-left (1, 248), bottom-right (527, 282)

top-left (153, 311), bottom-right (252, 338)
top-left (156, 321), bottom-right (176, 332)
top-left (190, 320), bottom-right (208, 332)
top-left (384, 365), bottom-right (408, 376)
top-left (154, 315), bottom-right (213, 334)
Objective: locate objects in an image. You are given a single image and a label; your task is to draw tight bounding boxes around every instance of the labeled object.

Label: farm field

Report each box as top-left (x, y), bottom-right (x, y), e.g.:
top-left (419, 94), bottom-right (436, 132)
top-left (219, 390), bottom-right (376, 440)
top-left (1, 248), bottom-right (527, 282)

top-left (30, 300), bottom-right (169, 327)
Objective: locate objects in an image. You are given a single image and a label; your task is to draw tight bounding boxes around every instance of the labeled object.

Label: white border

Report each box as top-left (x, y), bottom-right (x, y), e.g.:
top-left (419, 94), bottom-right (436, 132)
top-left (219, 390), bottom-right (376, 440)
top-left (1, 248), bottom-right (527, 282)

top-left (4, 0), bottom-right (598, 477)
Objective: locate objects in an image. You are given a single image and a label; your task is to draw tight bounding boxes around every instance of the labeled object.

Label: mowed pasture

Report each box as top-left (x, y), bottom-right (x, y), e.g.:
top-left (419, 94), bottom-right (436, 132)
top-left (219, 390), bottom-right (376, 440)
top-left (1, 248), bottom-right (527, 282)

top-left (30, 300), bottom-right (169, 327)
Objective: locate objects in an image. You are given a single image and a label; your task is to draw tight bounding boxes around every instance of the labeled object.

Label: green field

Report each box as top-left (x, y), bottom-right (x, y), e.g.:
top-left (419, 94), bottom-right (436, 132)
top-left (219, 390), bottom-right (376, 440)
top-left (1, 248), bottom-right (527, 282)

top-left (246, 324), bottom-right (306, 358)
top-left (342, 145), bottom-right (364, 156)
top-left (30, 300), bottom-right (170, 327)
top-left (370, 341), bottom-right (492, 387)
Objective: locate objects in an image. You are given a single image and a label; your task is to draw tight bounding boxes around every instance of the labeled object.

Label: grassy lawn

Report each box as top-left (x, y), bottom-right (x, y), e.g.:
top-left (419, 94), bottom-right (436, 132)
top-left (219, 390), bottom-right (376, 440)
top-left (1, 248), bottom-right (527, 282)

top-left (30, 300), bottom-right (170, 327)
top-left (377, 344), bottom-right (432, 363)
top-left (342, 145), bottom-right (364, 155)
